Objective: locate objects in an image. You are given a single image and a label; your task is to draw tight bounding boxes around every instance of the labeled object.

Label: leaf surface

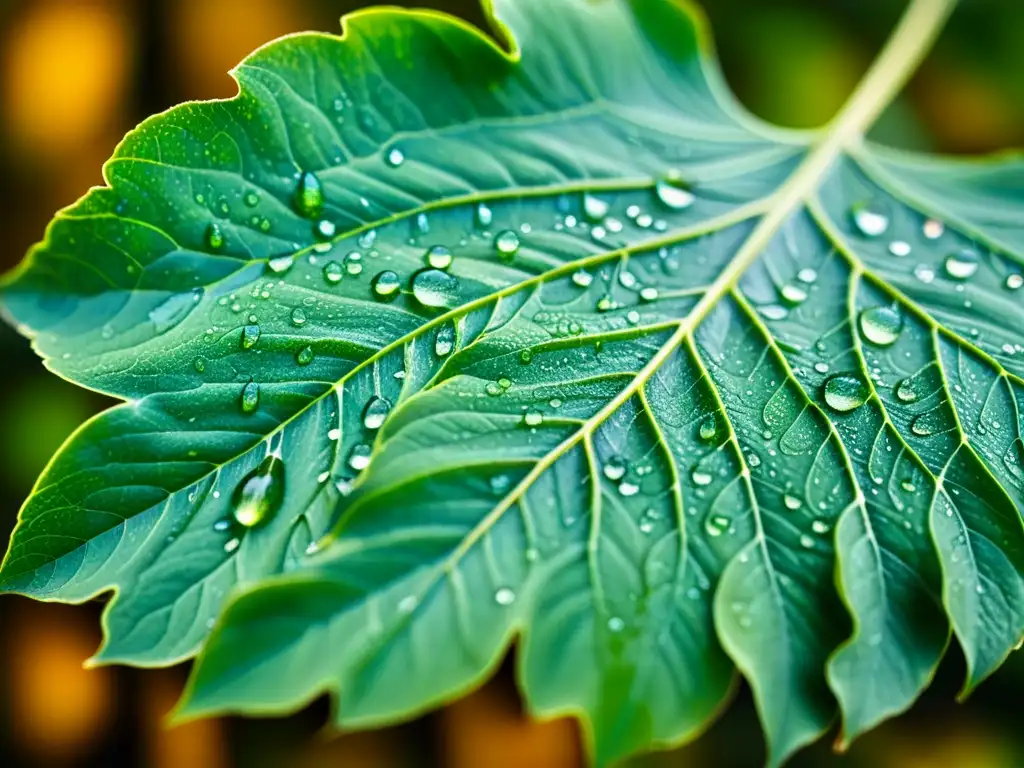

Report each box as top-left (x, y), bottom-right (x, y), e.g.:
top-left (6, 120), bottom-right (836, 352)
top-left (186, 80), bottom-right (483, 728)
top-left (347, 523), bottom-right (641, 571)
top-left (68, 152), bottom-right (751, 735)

top-left (2, 0), bottom-right (1022, 765)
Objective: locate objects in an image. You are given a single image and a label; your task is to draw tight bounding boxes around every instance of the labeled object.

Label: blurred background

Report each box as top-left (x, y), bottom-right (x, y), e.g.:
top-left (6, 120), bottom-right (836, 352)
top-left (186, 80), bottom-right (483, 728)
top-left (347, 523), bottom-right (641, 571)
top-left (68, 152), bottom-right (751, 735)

top-left (0, 0), bottom-right (1021, 766)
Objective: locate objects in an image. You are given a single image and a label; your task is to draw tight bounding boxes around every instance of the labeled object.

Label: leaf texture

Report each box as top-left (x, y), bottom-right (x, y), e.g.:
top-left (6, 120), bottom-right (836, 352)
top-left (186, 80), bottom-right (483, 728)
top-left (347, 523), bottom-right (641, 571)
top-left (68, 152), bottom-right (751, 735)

top-left (1, 0), bottom-right (1021, 765)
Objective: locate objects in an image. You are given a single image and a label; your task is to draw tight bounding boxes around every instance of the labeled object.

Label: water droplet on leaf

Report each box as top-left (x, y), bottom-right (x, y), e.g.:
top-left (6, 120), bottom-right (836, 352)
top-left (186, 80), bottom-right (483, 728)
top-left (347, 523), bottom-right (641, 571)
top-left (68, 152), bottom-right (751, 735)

top-left (232, 455), bottom-right (285, 528)
top-left (823, 374), bottom-right (868, 413)
top-left (859, 305), bottom-right (903, 346)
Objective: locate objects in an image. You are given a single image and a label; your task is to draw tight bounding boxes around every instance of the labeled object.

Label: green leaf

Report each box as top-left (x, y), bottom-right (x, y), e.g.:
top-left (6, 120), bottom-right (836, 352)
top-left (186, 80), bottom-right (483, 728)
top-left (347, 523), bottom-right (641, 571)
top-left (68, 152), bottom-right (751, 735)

top-left (2, 0), bottom-right (1022, 765)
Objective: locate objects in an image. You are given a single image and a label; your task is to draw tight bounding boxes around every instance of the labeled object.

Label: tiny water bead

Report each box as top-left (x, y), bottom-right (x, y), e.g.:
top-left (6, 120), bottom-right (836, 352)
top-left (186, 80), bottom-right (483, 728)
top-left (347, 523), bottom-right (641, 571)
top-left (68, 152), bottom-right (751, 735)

top-left (206, 222), bottom-right (225, 250)
top-left (240, 381), bottom-right (260, 413)
top-left (294, 171), bottom-right (325, 217)
top-left (323, 261), bottom-right (344, 284)
top-left (858, 305), bottom-right (903, 347)
top-left (425, 245), bottom-right (453, 270)
top-left (784, 494), bottom-right (803, 511)
top-left (922, 218), bottom-right (944, 240)
top-left (607, 616), bottom-right (626, 633)
top-left (797, 268), bottom-right (818, 284)
top-left (583, 193), bottom-right (610, 222)
top-left (850, 200), bottom-right (890, 238)
top-left (412, 268), bottom-right (459, 308)
top-left (1006, 274), bottom-right (1024, 290)
top-left (944, 248), bottom-right (980, 280)
top-left (435, 324), bottom-right (455, 357)
top-left (823, 374), bottom-right (868, 413)
top-left (244, 191), bottom-right (260, 207)
top-left (241, 324), bottom-right (261, 349)
top-left (315, 219), bottom-right (336, 240)
top-left (232, 456), bottom-right (285, 528)
top-left (654, 173), bottom-right (695, 210)
top-left (296, 346), bottom-right (315, 366)
top-left (639, 287), bottom-right (659, 302)
top-left (494, 230), bottom-right (520, 259)
top-left (913, 264), bottom-right (936, 284)
top-left (385, 147), bottom-right (405, 167)
top-left (495, 587), bottom-right (516, 606)
top-left (193, 357), bottom-right (207, 373)
top-left (372, 270), bottom-right (401, 300)
top-left (618, 480), bottom-right (640, 497)
top-left (348, 444), bottom-right (372, 471)
top-left (363, 396), bottom-right (392, 430)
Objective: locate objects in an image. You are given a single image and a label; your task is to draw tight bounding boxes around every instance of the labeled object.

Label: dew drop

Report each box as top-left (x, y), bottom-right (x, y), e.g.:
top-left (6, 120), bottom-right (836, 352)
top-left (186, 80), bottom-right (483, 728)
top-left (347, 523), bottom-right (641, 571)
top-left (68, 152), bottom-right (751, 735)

top-left (704, 514), bottom-right (730, 537)
top-left (691, 468), bottom-right (713, 487)
top-left (425, 245), bottom-right (453, 270)
top-left (348, 444), bottom-right (372, 471)
top-left (913, 264), bottom-right (936, 284)
top-left (639, 287), bottom-right (659, 302)
top-left (323, 261), bottom-right (344, 284)
top-left (294, 171), bottom-right (324, 218)
top-left (523, 410), bottom-right (544, 427)
top-left (780, 284), bottom-right (807, 305)
top-left (434, 324), bottom-right (455, 357)
top-left (944, 248), bottom-right (980, 280)
top-left (850, 200), bottom-right (890, 237)
top-left (607, 616), bottom-right (625, 633)
top-left (193, 357), bottom-right (207, 373)
top-left (495, 587), bottom-right (516, 606)
top-left (618, 481), bottom-right (640, 497)
top-left (519, 349), bottom-right (533, 364)
top-left (232, 455), bottom-right (285, 528)
top-left (385, 147), bottom-right (405, 167)
top-left (572, 269), bottom-right (593, 288)
top-left (490, 474), bottom-right (512, 495)
top-left (583, 193), bottom-right (610, 222)
top-left (267, 255), bottom-right (295, 274)
top-left (296, 346), bottom-right (315, 366)
top-left (655, 172), bottom-right (695, 210)
top-left (363, 396), bottom-right (391, 430)
top-left (922, 218), bottom-right (944, 240)
top-left (823, 374), bottom-right (868, 413)
top-left (291, 308), bottom-right (308, 327)
top-left (240, 381), bottom-right (260, 413)
top-left (900, 479), bottom-right (916, 492)
top-left (213, 519), bottom-right (231, 532)
top-left (603, 456), bottom-right (627, 481)
top-left (1006, 274), bottom-right (1023, 291)
top-left (910, 413), bottom-right (936, 437)
top-left (206, 222), bottom-right (226, 250)
top-left (698, 414), bottom-right (718, 443)
top-left (372, 270), bottom-right (401, 300)
top-left (889, 240), bottom-right (911, 257)
top-left (412, 268), bottom-right (460, 308)
top-left (476, 203), bottom-right (493, 228)
top-left (784, 494), bottom-right (803, 511)
top-left (799, 534), bottom-right (815, 549)
top-left (858, 305), bottom-right (903, 346)
top-left (494, 230), bottom-right (520, 259)
top-left (241, 324), bottom-right (261, 349)
top-left (224, 537), bottom-right (241, 554)
top-left (811, 519), bottom-right (830, 534)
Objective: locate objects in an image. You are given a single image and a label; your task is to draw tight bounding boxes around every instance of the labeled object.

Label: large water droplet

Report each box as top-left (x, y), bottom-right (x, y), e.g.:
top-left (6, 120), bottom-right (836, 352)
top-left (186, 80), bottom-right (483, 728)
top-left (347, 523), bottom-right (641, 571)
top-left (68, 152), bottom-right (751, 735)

top-left (1005, 274), bottom-right (1023, 291)
top-left (267, 255), bottom-right (295, 274)
top-left (412, 268), bottom-right (459, 308)
top-left (944, 248), bottom-right (980, 280)
top-left (895, 376), bottom-right (920, 403)
top-left (291, 308), bottom-right (308, 326)
top-left (241, 324), bottom-right (261, 349)
top-left (372, 270), bottom-right (401, 300)
top-left (910, 412), bottom-right (938, 437)
top-left (425, 245), bottom-right (453, 270)
top-left (780, 284), bottom-right (807, 305)
top-left (850, 200), bottom-right (890, 237)
top-left (494, 230), bottom-right (520, 259)
top-left (240, 381), bottom-right (260, 413)
top-left (823, 374), bottom-right (868, 413)
top-left (206, 222), bottom-right (225, 251)
top-left (859, 305), bottom-right (903, 346)
top-left (295, 171), bottom-right (325, 218)
top-left (232, 455), bottom-right (285, 528)
top-left (363, 396), bottom-right (391, 430)
top-left (655, 172), bottom-right (695, 210)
